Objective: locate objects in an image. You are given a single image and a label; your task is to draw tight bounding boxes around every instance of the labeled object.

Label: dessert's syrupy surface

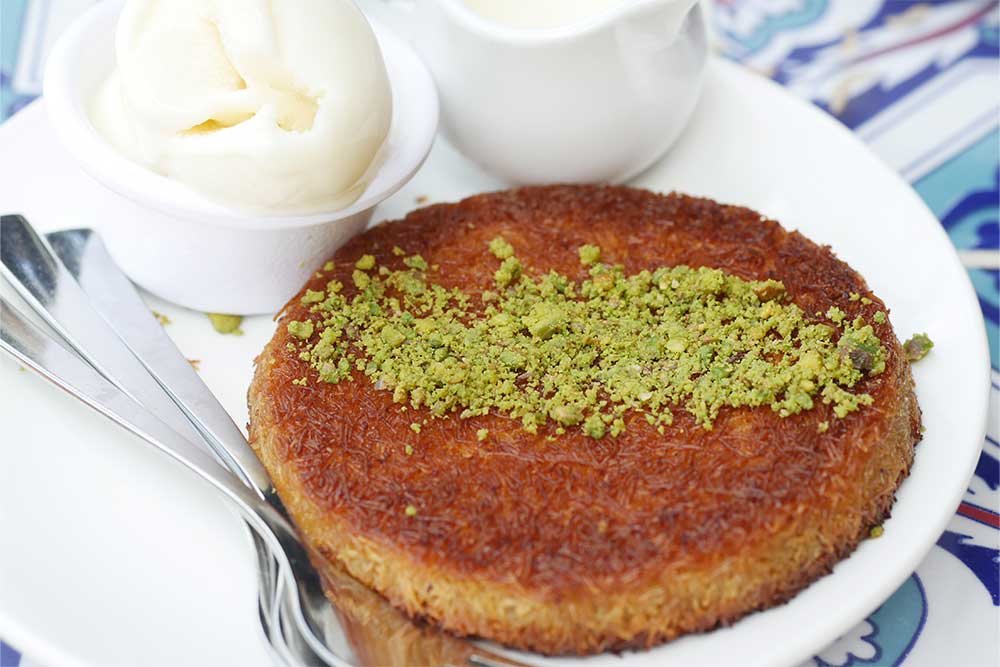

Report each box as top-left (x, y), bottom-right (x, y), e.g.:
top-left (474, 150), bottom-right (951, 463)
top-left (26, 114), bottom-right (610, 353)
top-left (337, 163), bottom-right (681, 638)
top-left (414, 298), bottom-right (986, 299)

top-left (253, 186), bottom-right (918, 596)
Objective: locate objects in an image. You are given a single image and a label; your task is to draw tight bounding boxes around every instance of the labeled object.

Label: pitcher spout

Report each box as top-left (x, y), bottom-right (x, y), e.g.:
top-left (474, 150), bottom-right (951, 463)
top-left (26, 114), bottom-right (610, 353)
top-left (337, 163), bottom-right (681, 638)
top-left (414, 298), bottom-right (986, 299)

top-left (616, 0), bottom-right (700, 42)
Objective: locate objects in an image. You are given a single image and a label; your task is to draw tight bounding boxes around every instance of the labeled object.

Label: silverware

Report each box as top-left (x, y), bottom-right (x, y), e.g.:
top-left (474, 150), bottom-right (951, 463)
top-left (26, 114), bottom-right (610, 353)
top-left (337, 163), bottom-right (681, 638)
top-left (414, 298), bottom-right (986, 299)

top-left (45, 227), bottom-right (272, 491)
top-left (0, 215), bottom-right (321, 664)
top-left (0, 216), bottom-right (532, 667)
top-left (0, 297), bottom-right (338, 664)
top-left (38, 226), bottom-right (300, 660)
top-left (0, 218), bottom-right (207, 445)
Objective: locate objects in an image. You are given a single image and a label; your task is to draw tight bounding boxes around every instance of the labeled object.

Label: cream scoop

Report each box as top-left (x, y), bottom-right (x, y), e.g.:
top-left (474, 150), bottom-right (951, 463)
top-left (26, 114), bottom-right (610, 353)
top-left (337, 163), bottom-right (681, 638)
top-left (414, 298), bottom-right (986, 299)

top-left (91, 0), bottom-right (392, 213)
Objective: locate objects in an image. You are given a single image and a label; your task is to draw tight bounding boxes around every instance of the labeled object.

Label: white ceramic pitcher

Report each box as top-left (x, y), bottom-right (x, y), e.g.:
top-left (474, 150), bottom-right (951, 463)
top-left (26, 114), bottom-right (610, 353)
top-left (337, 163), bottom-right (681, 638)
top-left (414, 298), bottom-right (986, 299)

top-left (364, 0), bottom-right (707, 184)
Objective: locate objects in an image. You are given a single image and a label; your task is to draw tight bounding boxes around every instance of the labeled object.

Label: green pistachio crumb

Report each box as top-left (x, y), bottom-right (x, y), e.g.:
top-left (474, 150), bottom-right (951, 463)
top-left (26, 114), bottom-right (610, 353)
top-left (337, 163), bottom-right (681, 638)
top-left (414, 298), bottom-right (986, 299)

top-left (583, 414), bottom-right (606, 439)
top-left (404, 444), bottom-right (414, 455)
top-left (207, 313), bottom-right (243, 335)
top-left (873, 311), bottom-right (886, 324)
top-left (301, 289), bottom-right (325, 305)
top-left (849, 292), bottom-right (861, 302)
top-left (838, 322), bottom-right (886, 374)
top-left (355, 254), bottom-right (376, 270)
top-left (817, 421), bottom-right (829, 433)
top-left (392, 246), bottom-right (406, 257)
top-left (152, 310), bottom-right (171, 326)
top-left (903, 333), bottom-right (934, 362)
top-left (488, 236), bottom-right (515, 260)
top-left (410, 423), bottom-right (421, 434)
top-left (476, 428), bottom-right (489, 441)
top-left (494, 256), bottom-right (522, 288)
top-left (753, 281), bottom-right (786, 302)
top-left (292, 376), bottom-right (308, 386)
top-left (499, 349), bottom-right (524, 368)
top-left (524, 302), bottom-right (565, 339)
top-left (578, 244), bottom-right (601, 266)
top-left (353, 270), bottom-right (371, 290)
top-left (861, 297), bottom-right (873, 305)
top-left (404, 254), bottom-right (428, 271)
top-left (869, 525), bottom-right (884, 538)
top-left (323, 261), bottom-right (335, 271)
top-left (381, 325), bottom-right (406, 347)
top-left (550, 404), bottom-right (583, 426)
top-left (666, 338), bottom-right (687, 353)
top-left (287, 320), bottom-right (314, 340)
top-left (404, 504), bottom-right (417, 516)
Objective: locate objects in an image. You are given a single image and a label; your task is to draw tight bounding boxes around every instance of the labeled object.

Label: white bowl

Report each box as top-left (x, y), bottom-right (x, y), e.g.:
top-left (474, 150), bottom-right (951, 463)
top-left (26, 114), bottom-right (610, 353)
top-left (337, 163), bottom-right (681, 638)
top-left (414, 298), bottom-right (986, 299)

top-left (43, 0), bottom-right (438, 315)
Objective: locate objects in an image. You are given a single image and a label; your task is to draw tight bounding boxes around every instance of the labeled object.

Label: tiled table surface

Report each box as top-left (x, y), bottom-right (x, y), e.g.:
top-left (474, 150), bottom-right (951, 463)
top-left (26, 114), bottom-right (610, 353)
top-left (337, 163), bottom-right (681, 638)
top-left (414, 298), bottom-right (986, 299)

top-left (1, 1), bottom-right (997, 666)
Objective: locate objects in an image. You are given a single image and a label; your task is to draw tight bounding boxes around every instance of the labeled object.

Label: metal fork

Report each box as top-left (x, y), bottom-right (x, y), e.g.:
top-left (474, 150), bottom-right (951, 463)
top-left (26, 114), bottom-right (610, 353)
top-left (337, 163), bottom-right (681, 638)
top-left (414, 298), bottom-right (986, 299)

top-left (0, 216), bottom-right (531, 667)
top-left (0, 216), bottom-right (293, 661)
top-left (0, 296), bottom-right (342, 662)
top-left (0, 216), bottom-right (335, 665)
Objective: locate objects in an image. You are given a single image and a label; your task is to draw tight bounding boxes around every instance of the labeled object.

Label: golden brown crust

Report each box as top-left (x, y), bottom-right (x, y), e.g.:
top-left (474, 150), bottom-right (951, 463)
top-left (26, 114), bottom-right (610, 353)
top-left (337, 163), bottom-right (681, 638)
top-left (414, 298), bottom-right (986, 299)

top-left (248, 185), bottom-right (921, 655)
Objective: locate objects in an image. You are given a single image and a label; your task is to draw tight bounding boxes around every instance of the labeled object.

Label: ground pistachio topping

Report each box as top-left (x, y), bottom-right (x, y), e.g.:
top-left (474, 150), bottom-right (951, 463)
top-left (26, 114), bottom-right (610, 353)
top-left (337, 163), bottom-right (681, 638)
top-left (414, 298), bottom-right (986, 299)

top-left (207, 312), bottom-right (243, 335)
top-left (578, 244), bottom-right (601, 266)
top-left (903, 333), bottom-right (934, 362)
top-left (287, 238), bottom-right (888, 438)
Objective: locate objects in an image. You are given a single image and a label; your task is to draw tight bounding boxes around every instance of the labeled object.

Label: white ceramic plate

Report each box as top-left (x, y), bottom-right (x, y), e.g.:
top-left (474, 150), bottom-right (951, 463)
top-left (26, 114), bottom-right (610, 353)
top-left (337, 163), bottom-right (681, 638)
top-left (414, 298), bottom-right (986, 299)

top-left (0, 58), bottom-right (989, 667)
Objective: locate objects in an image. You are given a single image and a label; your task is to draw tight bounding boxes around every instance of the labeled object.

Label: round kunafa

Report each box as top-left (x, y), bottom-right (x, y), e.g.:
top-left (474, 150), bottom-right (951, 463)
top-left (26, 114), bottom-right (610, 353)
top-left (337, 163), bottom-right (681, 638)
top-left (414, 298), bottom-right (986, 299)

top-left (248, 185), bottom-right (921, 655)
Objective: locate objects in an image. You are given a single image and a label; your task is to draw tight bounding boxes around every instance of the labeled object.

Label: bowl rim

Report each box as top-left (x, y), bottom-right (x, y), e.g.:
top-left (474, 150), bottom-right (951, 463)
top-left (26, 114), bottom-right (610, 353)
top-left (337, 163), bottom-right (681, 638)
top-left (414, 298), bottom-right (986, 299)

top-left (42, 0), bottom-right (439, 231)
top-left (433, 0), bottom-right (698, 45)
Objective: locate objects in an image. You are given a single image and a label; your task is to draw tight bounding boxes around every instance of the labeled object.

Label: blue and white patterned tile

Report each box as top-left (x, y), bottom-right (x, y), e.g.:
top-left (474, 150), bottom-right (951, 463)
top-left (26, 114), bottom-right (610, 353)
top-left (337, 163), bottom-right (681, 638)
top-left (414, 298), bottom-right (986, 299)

top-left (0, 0), bottom-right (100, 121)
top-left (714, 1), bottom-right (999, 128)
top-left (912, 129), bottom-right (999, 365)
top-left (797, 576), bottom-right (928, 667)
